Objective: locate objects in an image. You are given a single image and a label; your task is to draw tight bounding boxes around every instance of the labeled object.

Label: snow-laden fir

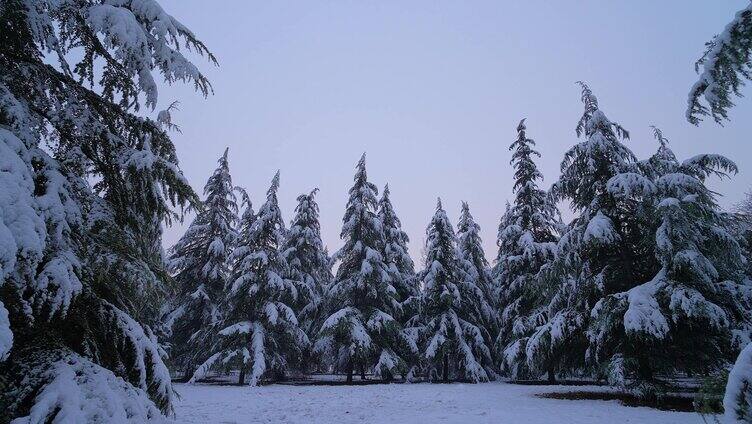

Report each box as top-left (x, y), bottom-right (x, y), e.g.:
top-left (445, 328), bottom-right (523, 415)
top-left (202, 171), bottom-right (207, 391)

top-left (542, 82), bottom-right (640, 382)
top-left (409, 199), bottom-right (495, 383)
top-left (455, 202), bottom-right (498, 366)
top-left (193, 172), bottom-right (310, 386)
top-left (377, 184), bottom-right (417, 311)
top-left (282, 188), bottom-right (333, 347)
top-left (162, 148), bottom-right (239, 380)
top-left (587, 127), bottom-right (749, 389)
top-left (315, 155), bottom-right (417, 382)
top-left (495, 119), bottom-right (561, 381)
top-left (687, 2), bottom-right (752, 124)
top-left (0, 0), bottom-right (214, 421)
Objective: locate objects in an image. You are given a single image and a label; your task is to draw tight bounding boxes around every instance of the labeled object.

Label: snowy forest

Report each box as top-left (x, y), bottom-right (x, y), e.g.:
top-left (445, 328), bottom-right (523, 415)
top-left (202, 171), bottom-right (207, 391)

top-left (3, 1), bottom-right (752, 423)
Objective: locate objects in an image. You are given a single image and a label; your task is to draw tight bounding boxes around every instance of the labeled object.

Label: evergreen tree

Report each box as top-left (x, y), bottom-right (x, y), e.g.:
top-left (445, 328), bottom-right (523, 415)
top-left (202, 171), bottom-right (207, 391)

top-left (495, 119), bottom-right (560, 381)
top-left (543, 82), bottom-right (643, 376)
top-left (315, 155), bottom-right (415, 382)
top-left (416, 199), bottom-right (494, 382)
top-left (191, 172), bottom-right (309, 386)
top-left (378, 184), bottom-right (417, 305)
top-left (282, 188), bottom-right (332, 340)
top-left (237, 191), bottom-right (258, 252)
top-left (492, 201), bottom-right (513, 296)
top-left (588, 128), bottom-right (749, 389)
top-left (688, 2), bottom-right (752, 124)
top-left (457, 202), bottom-right (494, 300)
top-left (162, 148), bottom-right (239, 379)
top-left (0, 0), bottom-right (213, 420)
top-left (456, 202), bottom-right (498, 358)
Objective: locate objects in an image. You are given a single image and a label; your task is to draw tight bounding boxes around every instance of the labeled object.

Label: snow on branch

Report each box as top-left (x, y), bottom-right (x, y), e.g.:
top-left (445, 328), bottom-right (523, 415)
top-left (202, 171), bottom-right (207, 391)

top-left (688, 3), bottom-right (752, 124)
top-left (12, 352), bottom-right (169, 424)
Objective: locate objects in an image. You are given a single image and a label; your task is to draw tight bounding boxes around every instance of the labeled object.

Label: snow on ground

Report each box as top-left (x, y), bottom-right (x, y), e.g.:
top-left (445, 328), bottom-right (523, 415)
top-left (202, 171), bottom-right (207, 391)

top-left (174, 382), bottom-right (704, 423)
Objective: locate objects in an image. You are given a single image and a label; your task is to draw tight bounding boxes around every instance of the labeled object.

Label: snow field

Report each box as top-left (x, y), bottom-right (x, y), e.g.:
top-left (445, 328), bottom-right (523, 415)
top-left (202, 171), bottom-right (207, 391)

top-left (174, 382), bottom-right (703, 424)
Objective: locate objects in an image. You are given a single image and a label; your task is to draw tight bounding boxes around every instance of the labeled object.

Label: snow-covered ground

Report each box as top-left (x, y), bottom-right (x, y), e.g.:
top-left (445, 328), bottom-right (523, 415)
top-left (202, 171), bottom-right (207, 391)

top-left (174, 382), bottom-right (704, 423)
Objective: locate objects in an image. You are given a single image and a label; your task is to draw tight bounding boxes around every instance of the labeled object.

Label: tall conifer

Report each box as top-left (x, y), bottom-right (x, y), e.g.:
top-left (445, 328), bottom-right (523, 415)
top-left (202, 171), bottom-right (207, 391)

top-left (589, 128), bottom-right (747, 388)
top-left (378, 184), bottom-right (417, 306)
top-left (0, 1), bottom-right (214, 419)
top-left (495, 120), bottom-right (560, 380)
top-left (316, 155), bottom-right (415, 382)
top-left (416, 200), bottom-right (494, 382)
top-left (541, 83), bottom-right (639, 374)
top-left (192, 172), bottom-right (309, 386)
top-left (163, 149), bottom-right (239, 379)
top-left (283, 189), bottom-right (332, 340)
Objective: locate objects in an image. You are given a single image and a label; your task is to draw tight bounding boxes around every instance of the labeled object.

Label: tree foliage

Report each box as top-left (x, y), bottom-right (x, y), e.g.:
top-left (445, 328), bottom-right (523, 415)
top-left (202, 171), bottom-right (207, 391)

top-left (0, 0), bottom-right (214, 420)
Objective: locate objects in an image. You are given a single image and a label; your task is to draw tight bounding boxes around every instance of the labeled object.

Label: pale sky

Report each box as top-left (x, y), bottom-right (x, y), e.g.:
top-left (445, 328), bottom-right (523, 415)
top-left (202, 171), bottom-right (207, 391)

top-left (156, 1), bottom-right (752, 264)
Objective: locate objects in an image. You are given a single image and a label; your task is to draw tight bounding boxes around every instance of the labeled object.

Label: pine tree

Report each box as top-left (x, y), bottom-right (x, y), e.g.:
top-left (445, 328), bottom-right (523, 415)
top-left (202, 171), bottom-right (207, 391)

top-left (162, 148), bottom-right (239, 379)
top-left (456, 202), bottom-right (498, 359)
top-left (416, 199), bottom-right (494, 382)
top-left (495, 119), bottom-right (560, 381)
top-left (492, 201), bottom-right (514, 291)
top-left (588, 128), bottom-right (748, 390)
top-left (688, 2), bottom-right (752, 124)
top-left (457, 202), bottom-right (494, 301)
top-left (543, 82), bottom-right (643, 376)
top-left (191, 172), bottom-right (309, 386)
top-left (282, 188), bottom-right (332, 341)
top-left (237, 191), bottom-right (258, 252)
top-left (0, 0), bottom-right (214, 420)
top-left (378, 184), bottom-right (417, 305)
top-left (315, 155), bottom-right (415, 382)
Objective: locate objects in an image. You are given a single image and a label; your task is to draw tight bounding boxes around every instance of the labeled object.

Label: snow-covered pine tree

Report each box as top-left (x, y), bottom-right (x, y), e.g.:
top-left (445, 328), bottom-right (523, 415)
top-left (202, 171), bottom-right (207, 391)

top-left (162, 148), bottom-right (239, 379)
top-left (416, 199), bottom-right (494, 383)
top-left (541, 82), bottom-right (643, 376)
top-left (237, 190), bottom-right (258, 251)
top-left (191, 172), bottom-right (309, 386)
top-left (378, 184), bottom-right (417, 307)
top-left (0, 0), bottom-right (214, 421)
top-left (282, 188), bottom-right (332, 342)
top-left (495, 119), bottom-right (560, 381)
top-left (456, 201), bottom-right (498, 359)
top-left (589, 127), bottom-right (750, 390)
top-left (316, 155), bottom-right (416, 382)
top-left (457, 202), bottom-right (494, 303)
top-left (688, 2), bottom-right (752, 124)
top-left (492, 201), bottom-right (514, 289)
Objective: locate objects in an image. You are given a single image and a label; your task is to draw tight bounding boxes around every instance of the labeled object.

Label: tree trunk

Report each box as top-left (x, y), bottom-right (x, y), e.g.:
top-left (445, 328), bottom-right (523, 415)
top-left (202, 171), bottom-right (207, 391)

top-left (547, 367), bottom-right (556, 384)
top-left (442, 355), bottom-right (449, 383)
top-left (184, 366), bottom-right (194, 383)
top-left (383, 370), bottom-right (393, 383)
top-left (360, 365), bottom-right (366, 380)
top-left (346, 358), bottom-right (354, 384)
top-left (637, 356), bottom-right (653, 381)
top-left (238, 367), bottom-right (246, 386)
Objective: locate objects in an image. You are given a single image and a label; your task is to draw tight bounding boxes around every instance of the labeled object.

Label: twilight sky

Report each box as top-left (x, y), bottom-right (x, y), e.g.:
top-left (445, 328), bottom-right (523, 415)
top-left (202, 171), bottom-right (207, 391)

top-left (157, 1), bottom-right (752, 263)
